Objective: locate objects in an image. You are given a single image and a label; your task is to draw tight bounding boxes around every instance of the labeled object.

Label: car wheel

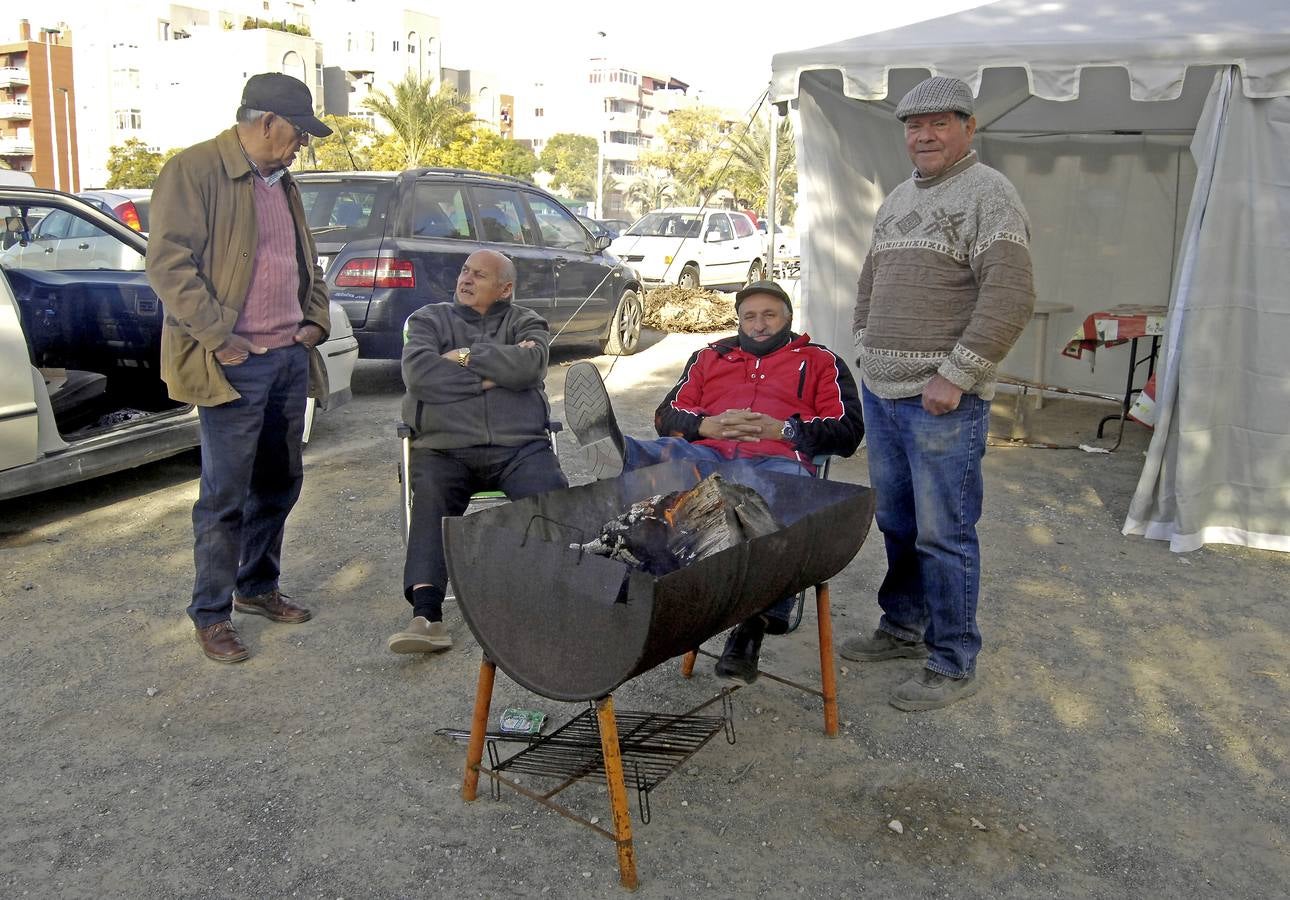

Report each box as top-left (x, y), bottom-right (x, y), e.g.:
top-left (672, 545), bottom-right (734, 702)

top-left (678, 264), bottom-right (700, 290)
top-left (602, 288), bottom-right (642, 356)
top-left (746, 259), bottom-right (764, 286)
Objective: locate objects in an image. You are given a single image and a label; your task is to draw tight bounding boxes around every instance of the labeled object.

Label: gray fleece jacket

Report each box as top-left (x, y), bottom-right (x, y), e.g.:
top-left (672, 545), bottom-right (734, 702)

top-left (401, 299), bottom-right (554, 449)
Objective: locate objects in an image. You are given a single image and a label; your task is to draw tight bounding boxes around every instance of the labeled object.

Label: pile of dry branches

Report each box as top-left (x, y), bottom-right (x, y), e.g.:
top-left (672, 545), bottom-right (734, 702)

top-left (642, 286), bottom-right (736, 333)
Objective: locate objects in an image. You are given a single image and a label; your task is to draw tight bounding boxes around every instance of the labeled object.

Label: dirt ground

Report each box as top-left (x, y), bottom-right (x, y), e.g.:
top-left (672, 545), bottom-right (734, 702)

top-left (2, 329), bottom-right (1287, 899)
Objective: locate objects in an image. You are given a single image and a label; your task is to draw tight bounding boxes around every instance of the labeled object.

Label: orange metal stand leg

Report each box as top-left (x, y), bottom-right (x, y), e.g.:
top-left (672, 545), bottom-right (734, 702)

top-left (462, 656), bottom-right (497, 801)
top-left (596, 695), bottom-right (639, 890)
top-left (680, 650), bottom-right (697, 678)
top-left (815, 583), bottom-right (839, 737)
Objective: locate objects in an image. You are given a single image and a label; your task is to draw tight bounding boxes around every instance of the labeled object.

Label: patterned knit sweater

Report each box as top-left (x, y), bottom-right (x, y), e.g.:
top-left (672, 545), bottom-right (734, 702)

top-left (852, 151), bottom-right (1035, 400)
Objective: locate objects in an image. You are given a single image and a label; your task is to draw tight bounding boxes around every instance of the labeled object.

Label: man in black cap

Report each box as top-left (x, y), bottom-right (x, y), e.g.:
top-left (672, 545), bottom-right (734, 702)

top-left (842, 75), bottom-right (1035, 710)
top-left (146, 73), bottom-right (334, 663)
top-left (566, 280), bottom-right (864, 683)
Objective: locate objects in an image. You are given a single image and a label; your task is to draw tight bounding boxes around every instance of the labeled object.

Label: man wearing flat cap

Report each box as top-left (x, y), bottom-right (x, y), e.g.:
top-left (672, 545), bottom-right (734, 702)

top-left (146, 72), bottom-right (335, 663)
top-left (566, 280), bottom-right (865, 683)
top-left (842, 75), bottom-right (1036, 710)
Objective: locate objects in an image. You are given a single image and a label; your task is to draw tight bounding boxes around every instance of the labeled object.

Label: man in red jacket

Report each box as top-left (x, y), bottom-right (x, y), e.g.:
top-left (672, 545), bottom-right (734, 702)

top-left (566, 280), bottom-right (864, 683)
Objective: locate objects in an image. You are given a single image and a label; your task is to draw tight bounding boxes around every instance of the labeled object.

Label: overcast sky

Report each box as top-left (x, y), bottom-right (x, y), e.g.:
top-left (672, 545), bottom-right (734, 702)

top-left (436, 1), bottom-right (994, 110)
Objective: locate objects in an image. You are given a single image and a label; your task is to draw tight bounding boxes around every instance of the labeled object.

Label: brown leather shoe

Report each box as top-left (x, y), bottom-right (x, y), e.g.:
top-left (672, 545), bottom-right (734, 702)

top-left (233, 589), bottom-right (312, 624)
top-left (195, 620), bottom-right (250, 663)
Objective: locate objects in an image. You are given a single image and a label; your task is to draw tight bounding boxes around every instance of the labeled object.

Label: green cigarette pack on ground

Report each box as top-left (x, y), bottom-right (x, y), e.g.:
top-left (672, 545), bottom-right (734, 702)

top-left (499, 707), bottom-right (546, 735)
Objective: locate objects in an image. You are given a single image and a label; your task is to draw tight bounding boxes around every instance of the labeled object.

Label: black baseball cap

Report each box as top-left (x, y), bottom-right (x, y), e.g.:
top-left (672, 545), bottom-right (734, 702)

top-left (735, 279), bottom-right (792, 309)
top-left (240, 72), bottom-right (332, 137)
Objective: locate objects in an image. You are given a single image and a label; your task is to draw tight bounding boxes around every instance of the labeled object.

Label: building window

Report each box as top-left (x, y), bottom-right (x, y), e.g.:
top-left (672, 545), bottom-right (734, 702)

top-left (367, 32), bottom-right (375, 52)
top-left (533, 107), bottom-right (544, 117)
top-left (392, 40), bottom-right (400, 52)
top-left (111, 68), bottom-right (141, 93)
top-left (346, 32), bottom-right (352, 52)
top-left (114, 109), bottom-right (143, 130)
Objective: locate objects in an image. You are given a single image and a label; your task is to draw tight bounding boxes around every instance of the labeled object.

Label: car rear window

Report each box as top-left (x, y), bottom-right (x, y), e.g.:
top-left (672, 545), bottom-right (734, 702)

top-left (411, 182), bottom-right (474, 240)
top-left (732, 213), bottom-right (754, 238)
top-left (298, 180), bottom-right (390, 238)
top-left (626, 212), bottom-right (701, 238)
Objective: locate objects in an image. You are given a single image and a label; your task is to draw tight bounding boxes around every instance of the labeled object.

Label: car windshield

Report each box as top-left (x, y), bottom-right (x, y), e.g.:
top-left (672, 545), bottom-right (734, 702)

top-left (625, 212), bottom-right (702, 238)
top-left (0, 202), bottom-right (145, 272)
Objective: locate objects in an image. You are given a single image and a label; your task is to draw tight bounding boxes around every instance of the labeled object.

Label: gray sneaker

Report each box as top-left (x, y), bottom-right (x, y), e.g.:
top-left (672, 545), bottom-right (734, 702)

top-left (839, 629), bottom-right (929, 662)
top-left (564, 362), bottom-right (625, 479)
top-left (889, 669), bottom-right (979, 712)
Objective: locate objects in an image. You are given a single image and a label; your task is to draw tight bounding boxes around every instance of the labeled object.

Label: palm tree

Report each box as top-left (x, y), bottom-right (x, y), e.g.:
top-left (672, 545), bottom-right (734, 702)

top-left (362, 74), bottom-right (476, 169)
top-left (625, 169), bottom-right (678, 216)
top-left (727, 114), bottom-right (796, 222)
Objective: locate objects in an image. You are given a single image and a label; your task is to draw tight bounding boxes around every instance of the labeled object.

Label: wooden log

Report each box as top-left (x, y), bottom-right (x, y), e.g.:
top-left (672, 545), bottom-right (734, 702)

top-left (575, 474), bottom-right (781, 575)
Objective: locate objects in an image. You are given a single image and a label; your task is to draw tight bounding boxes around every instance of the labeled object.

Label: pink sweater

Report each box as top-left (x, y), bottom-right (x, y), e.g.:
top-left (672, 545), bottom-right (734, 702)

top-left (233, 177), bottom-right (301, 349)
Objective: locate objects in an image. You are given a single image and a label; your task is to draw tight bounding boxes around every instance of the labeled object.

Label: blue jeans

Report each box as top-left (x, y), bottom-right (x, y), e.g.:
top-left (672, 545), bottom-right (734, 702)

top-left (190, 345), bottom-right (309, 628)
top-left (860, 385), bottom-right (989, 677)
top-left (624, 436), bottom-right (808, 623)
top-left (404, 440), bottom-right (568, 603)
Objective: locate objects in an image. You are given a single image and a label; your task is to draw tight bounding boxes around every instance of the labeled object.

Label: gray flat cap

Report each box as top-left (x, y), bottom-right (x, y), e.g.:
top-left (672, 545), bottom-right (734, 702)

top-left (894, 76), bottom-right (974, 120)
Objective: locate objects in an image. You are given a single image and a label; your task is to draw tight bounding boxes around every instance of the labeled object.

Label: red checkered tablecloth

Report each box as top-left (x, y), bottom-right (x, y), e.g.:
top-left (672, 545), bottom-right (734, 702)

top-left (1061, 305), bottom-right (1167, 362)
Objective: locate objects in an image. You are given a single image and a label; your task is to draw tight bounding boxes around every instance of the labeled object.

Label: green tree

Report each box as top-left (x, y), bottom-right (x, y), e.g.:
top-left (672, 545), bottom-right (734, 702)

top-left (105, 139), bottom-right (165, 188)
top-left (428, 127), bottom-right (538, 180)
top-left (362, 75), bottom-right (476, 168)
top-left (538, 133), bottom-right (597, 200)
top-left (638, 107), bottom-right (726, 205)
top-left (300, 115), bottom-right (377, 171)
top-left (727, 114), bottom-right (797, 223)
top-left (624, 169), bottom-right (677, 215)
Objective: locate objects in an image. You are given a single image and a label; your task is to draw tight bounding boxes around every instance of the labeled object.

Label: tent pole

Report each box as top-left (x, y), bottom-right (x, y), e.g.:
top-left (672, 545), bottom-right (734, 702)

top-left (766, 83), bottom-right (778, 277)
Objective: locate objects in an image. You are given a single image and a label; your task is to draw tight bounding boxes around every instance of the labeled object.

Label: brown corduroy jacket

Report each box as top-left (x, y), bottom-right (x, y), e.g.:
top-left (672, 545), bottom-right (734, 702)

top-left (146, 126), bottom-right (330, 406)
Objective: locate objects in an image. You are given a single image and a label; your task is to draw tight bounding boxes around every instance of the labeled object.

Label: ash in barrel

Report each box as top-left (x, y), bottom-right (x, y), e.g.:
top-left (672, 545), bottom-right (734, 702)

top-left (573, 474), bottom-right (781, 575)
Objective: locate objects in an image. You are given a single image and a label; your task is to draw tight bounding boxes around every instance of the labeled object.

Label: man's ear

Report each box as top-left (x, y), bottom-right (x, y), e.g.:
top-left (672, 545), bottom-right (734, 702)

top-left (501, 281), bottom-right (515, 299)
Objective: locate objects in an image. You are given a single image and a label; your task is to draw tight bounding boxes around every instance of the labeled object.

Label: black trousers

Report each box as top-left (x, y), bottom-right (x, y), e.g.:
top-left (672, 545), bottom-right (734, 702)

top-left (403, 440), bottom-right (568, 602)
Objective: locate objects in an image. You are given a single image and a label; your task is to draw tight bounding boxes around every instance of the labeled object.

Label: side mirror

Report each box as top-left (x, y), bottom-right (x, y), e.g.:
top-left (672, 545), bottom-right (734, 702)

top-left (705, 230), bottom-right (723, 243)
top-left (593, 233), bottom-right (612, 251)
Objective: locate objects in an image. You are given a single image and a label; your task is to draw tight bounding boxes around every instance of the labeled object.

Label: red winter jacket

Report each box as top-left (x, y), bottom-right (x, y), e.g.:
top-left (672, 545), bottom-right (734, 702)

top-left (653, 332), bottom-right (864, 470)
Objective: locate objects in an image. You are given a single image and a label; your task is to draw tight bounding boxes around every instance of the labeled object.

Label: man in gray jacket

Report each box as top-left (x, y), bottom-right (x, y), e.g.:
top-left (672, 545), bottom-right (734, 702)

top-left (389, 249), bottom-right (567, 653)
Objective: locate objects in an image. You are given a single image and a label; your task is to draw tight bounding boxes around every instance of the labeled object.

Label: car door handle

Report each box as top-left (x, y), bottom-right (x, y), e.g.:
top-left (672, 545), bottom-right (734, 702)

top-left (44, 246), bottom-right (55, 253)
top-left (553, 256), bottom-right (568, 266)
top-left (78, 242), bottom-right (91, 250)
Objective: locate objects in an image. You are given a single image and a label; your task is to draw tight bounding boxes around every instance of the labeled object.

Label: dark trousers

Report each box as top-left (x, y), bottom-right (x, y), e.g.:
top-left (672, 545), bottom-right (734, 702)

top-left (189, 345), bottom-right (308, 628)
top-left (403, 440), bottom-right (567, 610)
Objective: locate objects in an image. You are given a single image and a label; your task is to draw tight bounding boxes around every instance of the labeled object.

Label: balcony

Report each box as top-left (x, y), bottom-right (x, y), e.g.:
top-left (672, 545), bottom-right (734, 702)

top-left (0, 136), bottom-right (35, 155)
top-left (0, 67), bottom-right (31, 87)
top-left (0, 99), bottom-right (32, 120)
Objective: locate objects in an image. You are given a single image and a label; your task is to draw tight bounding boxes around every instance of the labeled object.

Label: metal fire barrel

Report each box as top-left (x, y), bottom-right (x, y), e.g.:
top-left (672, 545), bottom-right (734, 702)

top-left (443, 460), bottom-right (875, 701)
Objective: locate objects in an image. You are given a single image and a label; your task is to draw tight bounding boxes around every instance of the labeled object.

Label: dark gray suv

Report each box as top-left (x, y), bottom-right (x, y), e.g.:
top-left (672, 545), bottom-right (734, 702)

top-left (296, 169), bottom-right (644, 358)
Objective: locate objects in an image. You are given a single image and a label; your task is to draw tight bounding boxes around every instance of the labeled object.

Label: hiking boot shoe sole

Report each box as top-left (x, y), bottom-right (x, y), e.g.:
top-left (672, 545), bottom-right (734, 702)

top-left (388, 632), bottom-right (453, 654)
top-left (564, 362), bottom-right (624, 479)
top-left (839, 631), bottom-right (930, 662)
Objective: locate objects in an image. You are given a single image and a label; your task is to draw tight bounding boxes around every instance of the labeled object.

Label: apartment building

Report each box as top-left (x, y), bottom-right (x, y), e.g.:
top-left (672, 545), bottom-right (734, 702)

top-left (1, 20), bottom-right (77, 191)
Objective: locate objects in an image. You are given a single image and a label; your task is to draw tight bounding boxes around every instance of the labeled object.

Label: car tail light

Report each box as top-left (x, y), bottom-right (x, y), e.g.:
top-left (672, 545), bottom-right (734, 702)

top-left (114, 201), bottom-right (143, 232)
top-left (334, 257), bottom-right (415, 288)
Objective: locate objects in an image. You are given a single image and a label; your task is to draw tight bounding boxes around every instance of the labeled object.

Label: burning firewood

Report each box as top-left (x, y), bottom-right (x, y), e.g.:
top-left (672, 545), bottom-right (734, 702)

top-left (574, 474), bottom-right (781, 575)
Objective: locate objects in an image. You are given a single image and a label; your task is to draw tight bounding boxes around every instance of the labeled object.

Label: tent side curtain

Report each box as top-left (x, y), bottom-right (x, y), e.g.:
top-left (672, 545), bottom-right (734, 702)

top-left (771, 0), bottom-right (1290, 105)
top-left (1125, 75), bottom-right (1290, 552)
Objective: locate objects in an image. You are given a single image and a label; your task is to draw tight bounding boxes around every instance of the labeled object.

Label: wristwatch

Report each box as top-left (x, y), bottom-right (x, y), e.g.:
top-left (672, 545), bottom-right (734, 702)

top-left (780, 417), bottom-right (799, 443)
top-left (457, 348), bottom-right (471, 367)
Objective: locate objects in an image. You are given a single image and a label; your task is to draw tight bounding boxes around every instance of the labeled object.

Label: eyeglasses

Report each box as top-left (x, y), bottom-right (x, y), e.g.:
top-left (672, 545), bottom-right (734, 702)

top-left (281, 117), bottom-right (309, 142)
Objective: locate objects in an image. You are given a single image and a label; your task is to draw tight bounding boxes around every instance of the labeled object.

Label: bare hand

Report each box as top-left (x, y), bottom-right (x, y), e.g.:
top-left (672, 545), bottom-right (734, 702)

top-left (214, 333), bottom-right (267, 366)
top-left (441, 347), bottom-right (469, 362)
top-left (517, 340), bottom-right (537, 349)
top-left (922, 374), bottom-right (963, 415)
top-left (698, 409), bottom-right (765, 442)
top-left (480, 379), bottom-right (497, 390)
top-left (293, 323), bottom-right (325, 349)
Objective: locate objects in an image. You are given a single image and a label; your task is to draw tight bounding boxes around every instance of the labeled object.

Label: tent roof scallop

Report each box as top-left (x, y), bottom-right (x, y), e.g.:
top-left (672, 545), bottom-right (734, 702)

top-left (771, 0), bottom-right (1290, 104)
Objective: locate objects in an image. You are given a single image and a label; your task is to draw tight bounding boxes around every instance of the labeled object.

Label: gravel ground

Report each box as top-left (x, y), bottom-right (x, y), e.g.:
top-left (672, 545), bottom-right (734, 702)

top-left (2, 330), bottom-right (1286, 899)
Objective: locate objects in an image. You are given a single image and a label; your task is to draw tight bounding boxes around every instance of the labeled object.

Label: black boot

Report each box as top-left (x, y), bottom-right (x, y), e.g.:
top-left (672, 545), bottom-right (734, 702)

top-left (714, 617), bottom-right (766, 685)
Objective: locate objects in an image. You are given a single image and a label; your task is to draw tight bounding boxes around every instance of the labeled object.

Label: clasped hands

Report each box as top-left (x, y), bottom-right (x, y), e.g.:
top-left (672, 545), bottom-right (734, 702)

top-left (214, 324), bottom-right (323, 366)
top-left (698, 408), bottom-right (785, 443)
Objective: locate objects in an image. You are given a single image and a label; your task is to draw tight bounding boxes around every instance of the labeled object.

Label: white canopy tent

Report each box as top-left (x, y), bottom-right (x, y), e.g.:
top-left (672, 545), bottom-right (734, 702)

top-left (771, 0), bottom-right (1290, 553)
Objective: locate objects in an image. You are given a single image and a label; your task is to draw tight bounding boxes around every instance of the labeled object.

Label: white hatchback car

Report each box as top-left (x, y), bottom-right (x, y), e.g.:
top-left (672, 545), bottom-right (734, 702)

top-left (0, 187), bottom-right (358, 501)
top-left (609, 207), bottom-right (764, 289)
